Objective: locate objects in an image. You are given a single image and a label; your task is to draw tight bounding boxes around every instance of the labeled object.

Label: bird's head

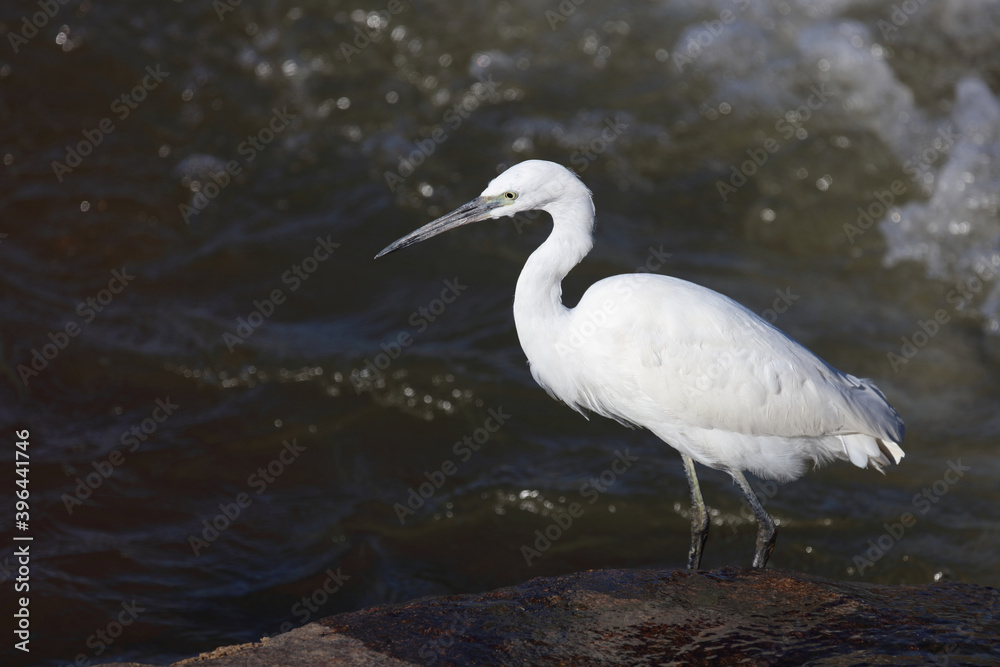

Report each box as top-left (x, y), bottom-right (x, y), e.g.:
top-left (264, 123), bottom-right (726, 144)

top-left (375, 160), bottom-right (591, 258)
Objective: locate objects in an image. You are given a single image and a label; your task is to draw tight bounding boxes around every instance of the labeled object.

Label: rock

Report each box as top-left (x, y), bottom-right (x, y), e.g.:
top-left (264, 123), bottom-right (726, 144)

top-left (106, 567), bottom-right (1000, 666)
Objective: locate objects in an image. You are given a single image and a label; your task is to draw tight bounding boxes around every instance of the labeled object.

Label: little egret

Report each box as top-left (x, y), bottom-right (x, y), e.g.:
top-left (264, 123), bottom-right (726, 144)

top-left (376, 160), bottom-right (904, 569)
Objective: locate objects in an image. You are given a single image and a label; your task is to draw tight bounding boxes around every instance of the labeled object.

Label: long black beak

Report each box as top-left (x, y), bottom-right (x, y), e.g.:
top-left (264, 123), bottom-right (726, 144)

top-left (375, 197), bottom-right (501, 258)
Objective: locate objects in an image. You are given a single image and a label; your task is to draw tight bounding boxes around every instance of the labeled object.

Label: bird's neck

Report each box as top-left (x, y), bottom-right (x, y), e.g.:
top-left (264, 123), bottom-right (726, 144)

top-left (513, 198), bottom-right (595, 353)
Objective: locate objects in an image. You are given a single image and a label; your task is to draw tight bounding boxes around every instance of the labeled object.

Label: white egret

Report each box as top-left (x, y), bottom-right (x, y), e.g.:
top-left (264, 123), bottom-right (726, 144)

top-left (376, 160), bottom-right (904, 569)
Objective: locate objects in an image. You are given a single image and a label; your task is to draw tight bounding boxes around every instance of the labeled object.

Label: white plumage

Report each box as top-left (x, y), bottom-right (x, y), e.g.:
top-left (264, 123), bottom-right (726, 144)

top-left (378, 159), bottom-right (905, 569)
top-left (532, 273), bottom-right (904, 479)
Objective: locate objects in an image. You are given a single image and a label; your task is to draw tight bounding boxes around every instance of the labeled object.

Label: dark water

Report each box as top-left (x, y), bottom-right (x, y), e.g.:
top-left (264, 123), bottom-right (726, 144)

top-left (1, 0), bottom-right (999, 664)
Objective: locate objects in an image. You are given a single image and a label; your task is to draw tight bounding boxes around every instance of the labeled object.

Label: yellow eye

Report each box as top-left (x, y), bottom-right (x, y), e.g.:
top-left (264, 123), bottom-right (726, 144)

top-left (503, 191), bottom-right (517, 200)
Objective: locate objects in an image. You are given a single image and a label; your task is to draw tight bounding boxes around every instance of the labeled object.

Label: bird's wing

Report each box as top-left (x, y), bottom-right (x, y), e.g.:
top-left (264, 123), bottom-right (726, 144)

top-left (569, 274), bottom-right (903, 442)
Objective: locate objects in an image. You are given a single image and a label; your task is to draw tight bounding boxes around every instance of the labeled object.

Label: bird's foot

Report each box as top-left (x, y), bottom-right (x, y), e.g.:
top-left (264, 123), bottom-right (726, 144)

top-left (751, 526), bottom-right (777, 569)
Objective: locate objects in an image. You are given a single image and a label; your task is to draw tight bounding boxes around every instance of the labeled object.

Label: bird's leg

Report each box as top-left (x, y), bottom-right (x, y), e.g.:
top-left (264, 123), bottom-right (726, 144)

top-left (682, 454), bottom-right (710, 570)
top-left (731, 470), bottom-right (777, 569)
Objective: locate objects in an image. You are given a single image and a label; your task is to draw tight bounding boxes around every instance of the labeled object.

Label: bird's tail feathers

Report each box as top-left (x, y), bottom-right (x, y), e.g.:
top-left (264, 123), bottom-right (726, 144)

top-left (839, 433), bottom-right (905, 474)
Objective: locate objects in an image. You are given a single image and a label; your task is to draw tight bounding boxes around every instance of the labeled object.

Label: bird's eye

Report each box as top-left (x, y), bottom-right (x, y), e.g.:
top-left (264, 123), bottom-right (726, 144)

top-left (503, 191), bottom-right (517, 200)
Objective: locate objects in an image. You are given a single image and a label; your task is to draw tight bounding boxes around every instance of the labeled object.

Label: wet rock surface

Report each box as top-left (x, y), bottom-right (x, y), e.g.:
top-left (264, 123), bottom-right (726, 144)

top-left (108, 567), bottom-right (999, 666)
